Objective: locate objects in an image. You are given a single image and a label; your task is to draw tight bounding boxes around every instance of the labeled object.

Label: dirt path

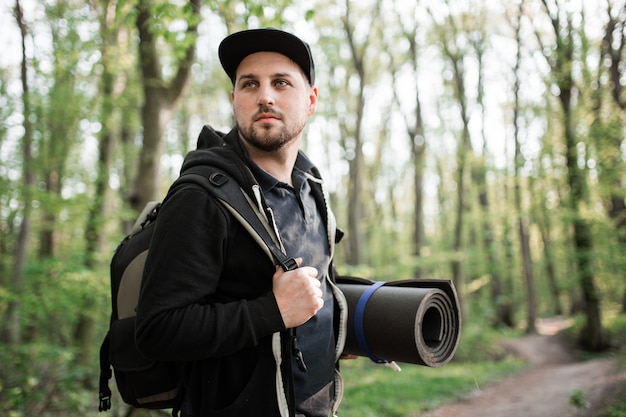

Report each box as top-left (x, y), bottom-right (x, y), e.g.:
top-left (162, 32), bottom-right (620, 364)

top-left (419, 318), bottom-right (626, 417)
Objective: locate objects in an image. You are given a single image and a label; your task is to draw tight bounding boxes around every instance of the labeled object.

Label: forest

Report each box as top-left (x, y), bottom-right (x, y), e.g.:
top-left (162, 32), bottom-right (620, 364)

top-left (1, 0), bottom-right (625, 415)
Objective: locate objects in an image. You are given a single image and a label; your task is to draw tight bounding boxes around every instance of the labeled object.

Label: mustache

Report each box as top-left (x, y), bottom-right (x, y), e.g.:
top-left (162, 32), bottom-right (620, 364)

top-left (254, 106), bottom-right (281, 120)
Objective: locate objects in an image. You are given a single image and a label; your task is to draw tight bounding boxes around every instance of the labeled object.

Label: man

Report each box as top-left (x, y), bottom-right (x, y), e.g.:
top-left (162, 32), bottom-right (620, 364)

top-left (135, 28), bottom-right (347, 417)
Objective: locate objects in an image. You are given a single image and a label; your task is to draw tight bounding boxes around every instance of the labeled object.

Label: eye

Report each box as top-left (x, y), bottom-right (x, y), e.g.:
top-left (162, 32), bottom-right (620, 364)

top-left (240, 80), bottom-right (258, 89)
top-left (274, 79), bottom-right (289, 87)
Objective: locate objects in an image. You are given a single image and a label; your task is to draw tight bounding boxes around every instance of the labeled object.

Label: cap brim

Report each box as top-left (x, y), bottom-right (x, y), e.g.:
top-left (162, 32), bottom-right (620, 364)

top-left (218, 28), bottom-right (315, 85)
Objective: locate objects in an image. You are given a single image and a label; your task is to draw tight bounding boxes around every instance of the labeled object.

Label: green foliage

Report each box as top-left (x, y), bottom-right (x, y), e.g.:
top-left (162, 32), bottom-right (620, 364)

top-left (0, 258), bottom-right (110, 416)
top-left (2, 258), bottom-right (110, 342)
top-left (148, 0), bottom-right (200, 59)
top-left (209, 0), bottom-right (297, 28)
top-left (21, 262), bottom-right (73, 334)
top-left (607, 313), bottom-right (626, 361)
top-left (0, 343), bottom-right (93, 416)
top-left (569, 389), bottom-right (590, 411)
top-left (601, 400), bottom-right (626, 417)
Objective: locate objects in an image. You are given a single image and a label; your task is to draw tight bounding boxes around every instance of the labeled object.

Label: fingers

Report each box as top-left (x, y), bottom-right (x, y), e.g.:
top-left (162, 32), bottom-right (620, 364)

top-left (272, 262), bottom-right (324, 329)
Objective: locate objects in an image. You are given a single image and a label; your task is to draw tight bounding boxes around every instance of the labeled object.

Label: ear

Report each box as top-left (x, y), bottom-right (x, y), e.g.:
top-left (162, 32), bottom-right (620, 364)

top-left (308, 86), bottom-right (318, 116)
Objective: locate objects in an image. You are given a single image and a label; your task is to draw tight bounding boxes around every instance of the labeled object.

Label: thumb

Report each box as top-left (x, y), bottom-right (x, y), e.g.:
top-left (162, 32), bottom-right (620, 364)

top-left (276, 257), bottom-right (303, 271)
top-left (274, 257), bottom-right (303, 275)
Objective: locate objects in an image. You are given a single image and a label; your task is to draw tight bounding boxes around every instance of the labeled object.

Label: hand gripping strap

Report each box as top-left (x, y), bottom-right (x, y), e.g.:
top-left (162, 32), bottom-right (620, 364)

top-left (354, 281), bottom-right (387, 364)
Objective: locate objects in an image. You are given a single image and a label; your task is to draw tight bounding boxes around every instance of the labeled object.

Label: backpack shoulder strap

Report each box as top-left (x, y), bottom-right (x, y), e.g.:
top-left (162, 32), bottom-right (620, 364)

top-left (177, 169), bottom-right (308, 372)
top-left (173, 169), bottom-right (298, 272)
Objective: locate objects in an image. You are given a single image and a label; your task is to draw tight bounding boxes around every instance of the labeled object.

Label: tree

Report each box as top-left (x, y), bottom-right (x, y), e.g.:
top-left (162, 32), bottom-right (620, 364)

top-left (512, 0), bottom-right (537, 334)
top-left (128, 0), bottom-right (201, 212)
top-left (37, 1), bottom-right (88, 259)
top-left (428, 3), bottom-right (474, 314)
top-left (84, 0), bottom-right (133, 267)
top-left (3, 0), bottom-right (34, 345)
top-left (390, 2), bottom-right (428, 279)
top-left (592, 0), bottom-right (626, 312)
top-left (469, 5), bottom-right (515, 329)
top-left (537, 0), bottom-right (609, 351)
top-left (339, 0), bottom-right (382, 266)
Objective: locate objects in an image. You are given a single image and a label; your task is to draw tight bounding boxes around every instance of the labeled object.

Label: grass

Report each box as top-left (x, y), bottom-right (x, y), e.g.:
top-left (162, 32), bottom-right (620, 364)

top-left (339, 358), bottom-right (526, 417)
top-left (338, 321), bottom-right (527, 417)
top-left (600, 400), bottom-right (626, 417)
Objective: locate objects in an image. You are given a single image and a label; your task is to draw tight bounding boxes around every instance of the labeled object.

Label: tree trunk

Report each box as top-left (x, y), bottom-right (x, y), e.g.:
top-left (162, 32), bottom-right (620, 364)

top-left (562, 69), bottom-right (606, 350)
top-left (598, 4), bottom-right (626, 313)
top-left (411, 135), bottom-right (426, 278)
top-left (539, 0), bottom-right (609, 351)
top-left (500, 210), bottom-right (517, 327)
top-left (446, 46), bottom-right (470, 316)
top-left (512, 2), bottom-right (537, 334)
top-left (537, 204), bottom-right (563, 315)
top-left (389, 14), bottom-right (427, 278)
top-left (341, 1), bottom-right (368, 266)
top-left (518, 216), bottom-right (536, 333)
top-left (470, 29), bottom-right (510, 328)
top-left (428, 5), bottom-right (477, 315)
top-left (339, 0), bottom-right (382, 266)
top-left (84, 1), bottom-right (126, 268)
top-left (4, 0), bottom-right (33, 345)
top-left (562, 60), bottom-right (607, 352)
top-left (405, 26), bottom-right (427, 279)
top-left (129, 0), bottom-right (201, 213)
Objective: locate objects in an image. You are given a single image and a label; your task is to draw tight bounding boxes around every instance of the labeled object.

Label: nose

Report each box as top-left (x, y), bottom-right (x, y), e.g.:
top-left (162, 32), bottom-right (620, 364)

top-left (257, 83), bottom-right (274, 106)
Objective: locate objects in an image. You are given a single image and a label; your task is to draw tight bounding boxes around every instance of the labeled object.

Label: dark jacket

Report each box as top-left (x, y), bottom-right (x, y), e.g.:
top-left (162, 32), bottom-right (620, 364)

top-left (135, 126), bottom-right (347, 417)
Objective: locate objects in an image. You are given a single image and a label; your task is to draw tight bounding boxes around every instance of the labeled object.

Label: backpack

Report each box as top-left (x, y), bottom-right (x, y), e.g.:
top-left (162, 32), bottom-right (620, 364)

top-left (98, 165), bottom-right (297, 413)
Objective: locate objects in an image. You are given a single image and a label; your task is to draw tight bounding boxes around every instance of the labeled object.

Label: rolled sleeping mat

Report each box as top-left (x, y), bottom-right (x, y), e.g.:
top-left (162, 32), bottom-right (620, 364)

top-left (337, 276), bottom-right (461, 367)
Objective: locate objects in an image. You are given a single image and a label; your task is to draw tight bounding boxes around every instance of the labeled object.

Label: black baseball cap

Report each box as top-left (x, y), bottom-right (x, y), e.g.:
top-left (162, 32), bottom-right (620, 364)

top-left (218, 28), bottom-right (315, 85)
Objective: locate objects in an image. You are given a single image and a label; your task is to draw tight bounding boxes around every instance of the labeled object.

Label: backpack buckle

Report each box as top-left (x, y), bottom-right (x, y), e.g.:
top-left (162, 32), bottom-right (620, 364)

top-left (209, 172), bottom-right (229, 186)
top-left (280, 257), bottom-right (298, 271)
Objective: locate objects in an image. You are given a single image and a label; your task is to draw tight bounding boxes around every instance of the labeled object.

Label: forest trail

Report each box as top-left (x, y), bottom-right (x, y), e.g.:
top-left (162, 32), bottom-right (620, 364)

top-left (419, 317), bottom-right (626, 417)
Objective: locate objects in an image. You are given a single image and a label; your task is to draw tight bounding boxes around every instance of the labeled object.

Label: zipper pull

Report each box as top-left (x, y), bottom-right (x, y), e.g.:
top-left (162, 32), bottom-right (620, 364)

top-left (291, 335), bottom-right (308, 372)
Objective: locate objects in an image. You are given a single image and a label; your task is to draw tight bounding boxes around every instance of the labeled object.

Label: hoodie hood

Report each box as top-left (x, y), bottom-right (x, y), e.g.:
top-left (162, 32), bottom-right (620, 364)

top-left (180, 125), bottom-right (259, 199)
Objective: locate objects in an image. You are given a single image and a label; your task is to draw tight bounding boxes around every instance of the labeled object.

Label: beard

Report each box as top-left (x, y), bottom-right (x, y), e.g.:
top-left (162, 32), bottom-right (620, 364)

top-left (237, 106), bottom-right (306, 152)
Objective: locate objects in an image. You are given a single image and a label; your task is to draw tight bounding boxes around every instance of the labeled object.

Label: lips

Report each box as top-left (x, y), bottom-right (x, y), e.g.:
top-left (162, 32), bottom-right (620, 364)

top-left (255, 112), bottom-right (279, 122)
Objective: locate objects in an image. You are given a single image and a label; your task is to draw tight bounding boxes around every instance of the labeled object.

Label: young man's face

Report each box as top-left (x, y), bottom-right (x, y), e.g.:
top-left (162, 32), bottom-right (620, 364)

top-left (231, 51), bottom-right (318, 153)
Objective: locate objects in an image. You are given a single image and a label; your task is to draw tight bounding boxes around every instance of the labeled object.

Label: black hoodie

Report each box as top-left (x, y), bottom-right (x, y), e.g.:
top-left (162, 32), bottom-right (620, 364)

top-left (135, 126), bottom-right (347, 417)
